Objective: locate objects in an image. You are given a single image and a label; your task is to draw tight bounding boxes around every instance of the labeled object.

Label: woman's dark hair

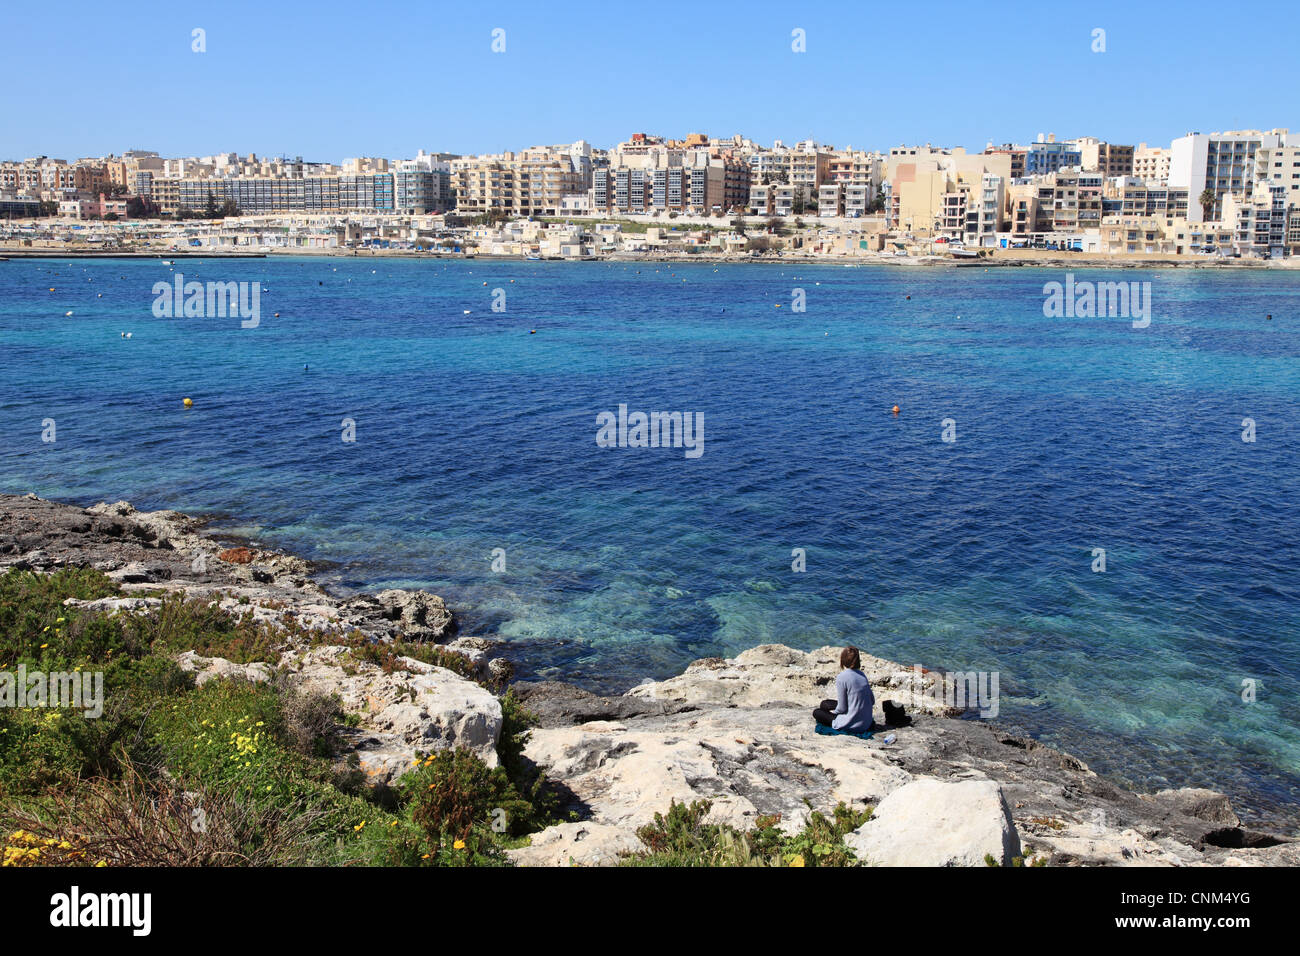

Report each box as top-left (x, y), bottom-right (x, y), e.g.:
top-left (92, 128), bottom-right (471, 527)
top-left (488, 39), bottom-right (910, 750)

top-left (840, 646), bottom-right (861, 670)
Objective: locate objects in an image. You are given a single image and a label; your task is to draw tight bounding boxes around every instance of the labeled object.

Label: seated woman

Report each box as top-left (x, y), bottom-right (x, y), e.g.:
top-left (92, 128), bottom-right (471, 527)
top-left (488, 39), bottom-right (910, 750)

top-left (813, 646), bottom-right (875, 732)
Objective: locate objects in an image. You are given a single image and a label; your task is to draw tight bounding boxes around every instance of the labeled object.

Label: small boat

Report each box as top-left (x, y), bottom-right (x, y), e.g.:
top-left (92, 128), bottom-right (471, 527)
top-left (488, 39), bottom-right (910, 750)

top-left (951, 249), bottom-right (980, 259)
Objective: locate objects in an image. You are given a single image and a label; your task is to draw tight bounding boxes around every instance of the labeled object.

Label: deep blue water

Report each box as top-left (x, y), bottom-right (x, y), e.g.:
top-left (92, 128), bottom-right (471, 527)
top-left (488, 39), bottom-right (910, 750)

top-left (2, 255), bottom-right (1298, 826)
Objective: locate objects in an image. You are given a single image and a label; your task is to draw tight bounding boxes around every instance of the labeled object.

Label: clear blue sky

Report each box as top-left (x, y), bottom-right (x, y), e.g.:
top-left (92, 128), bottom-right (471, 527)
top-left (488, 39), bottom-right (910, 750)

top-left (5, 0), bottom-right (1297, 162)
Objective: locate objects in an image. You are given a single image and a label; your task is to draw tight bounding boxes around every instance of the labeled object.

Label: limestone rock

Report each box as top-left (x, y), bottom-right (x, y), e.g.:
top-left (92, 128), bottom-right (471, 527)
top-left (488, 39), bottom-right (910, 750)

top-left (176, 650), bottom-right (272, 686)
top-left (626, 643), bottom-right (954, 719)
top-left (845, 778), bottom-right (1022, 866)
top-left (1144, 788), bottom-right (1241, 827)
top-left (511, 706), bottom-right (910, 866)
top-left (285, 645), bottom-right (500, 783)
top-left (508, 822), bottom-right (643, 867)
top-left (343, 588), bottom-right (455, 642)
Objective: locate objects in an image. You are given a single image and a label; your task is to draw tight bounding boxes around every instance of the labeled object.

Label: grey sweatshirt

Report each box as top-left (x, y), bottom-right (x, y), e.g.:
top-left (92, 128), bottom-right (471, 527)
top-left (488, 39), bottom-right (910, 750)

top-left (833, 668), bottom-right (875, 732)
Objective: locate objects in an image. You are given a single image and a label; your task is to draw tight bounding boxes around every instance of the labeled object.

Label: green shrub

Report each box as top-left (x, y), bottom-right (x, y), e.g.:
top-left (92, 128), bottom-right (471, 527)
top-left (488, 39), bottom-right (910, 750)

top-left (624, 799), bottom-right (872, 867)
top-left (125, 593), bottom-right (282, 664)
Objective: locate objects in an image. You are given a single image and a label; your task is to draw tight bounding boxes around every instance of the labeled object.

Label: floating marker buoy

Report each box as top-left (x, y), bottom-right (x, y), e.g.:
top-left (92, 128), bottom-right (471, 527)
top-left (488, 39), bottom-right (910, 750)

top-left (273, 312), bottom-right (280, 317)
top-left (1267, 314), bottom-right (1272, 320)
top-left (65, 311), bottom-right (73, 316)
top-left (905, 295), bottom-right (911, 300)
top-left (183, 397), bottom-right (193, 408)
top-left (97, 293), bottom-right (102, 297)
top-left (775, 304), bottom-right (782, 308)
top-left (49, 287), bottom-right (55, 292)
top-left (892, 405), bottom-right (900, 415)
top-left (463, 310), bottom-right (471, 314)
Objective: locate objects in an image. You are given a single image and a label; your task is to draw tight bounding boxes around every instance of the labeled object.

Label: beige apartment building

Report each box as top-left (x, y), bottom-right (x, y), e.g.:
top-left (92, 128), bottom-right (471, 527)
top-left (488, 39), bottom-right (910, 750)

top-left (451, 144), bottom-right (590, 218)
top-left (149, 177), bottom-right (181, 214)
top-left (1071, 138), bottom-right (1135, 178)
top-left (1133, 143), bottom-right (1170, 184)
top-left (1100, 216), bottom-right (1170, 254)
top-left (887, 147), bottom-right (1010, 239)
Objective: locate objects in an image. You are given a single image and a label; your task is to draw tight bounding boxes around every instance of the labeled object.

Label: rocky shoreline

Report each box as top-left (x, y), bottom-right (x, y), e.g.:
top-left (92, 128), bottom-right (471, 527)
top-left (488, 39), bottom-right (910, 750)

top-left (2, 492), bottom-right (1296, 866)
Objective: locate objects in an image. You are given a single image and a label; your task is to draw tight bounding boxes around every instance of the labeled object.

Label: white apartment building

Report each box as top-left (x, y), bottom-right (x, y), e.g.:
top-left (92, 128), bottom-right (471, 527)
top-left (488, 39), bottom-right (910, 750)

top-left (1169, 129), bottom-right (1288, 221)
top-left (1254, 143), bottom-right (1300, 209)
top-left (1222, 180), bottom-right (1289, 257)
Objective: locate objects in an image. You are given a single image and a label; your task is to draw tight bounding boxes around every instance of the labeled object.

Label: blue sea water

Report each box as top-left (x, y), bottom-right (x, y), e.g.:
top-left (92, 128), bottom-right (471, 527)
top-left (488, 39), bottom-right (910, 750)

top-left (2, 255), bottom-right (1298, 826)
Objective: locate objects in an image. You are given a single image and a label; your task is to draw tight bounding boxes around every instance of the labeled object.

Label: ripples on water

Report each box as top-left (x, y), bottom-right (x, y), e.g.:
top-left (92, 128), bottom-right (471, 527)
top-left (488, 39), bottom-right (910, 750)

top-left (2, 256), bottom-right (1298, 826)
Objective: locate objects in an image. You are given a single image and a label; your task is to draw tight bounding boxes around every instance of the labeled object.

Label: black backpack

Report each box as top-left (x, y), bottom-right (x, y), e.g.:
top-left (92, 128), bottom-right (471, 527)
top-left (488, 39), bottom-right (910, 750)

top-left (882, 700), bottom-right (912, 727)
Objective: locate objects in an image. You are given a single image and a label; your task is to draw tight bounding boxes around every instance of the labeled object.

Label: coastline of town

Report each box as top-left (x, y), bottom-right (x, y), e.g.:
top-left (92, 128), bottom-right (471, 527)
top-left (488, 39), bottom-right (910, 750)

top-left (4, 128), bottom-right (1300, 271)
top-left (5, 234), bottom-right (1300, 271)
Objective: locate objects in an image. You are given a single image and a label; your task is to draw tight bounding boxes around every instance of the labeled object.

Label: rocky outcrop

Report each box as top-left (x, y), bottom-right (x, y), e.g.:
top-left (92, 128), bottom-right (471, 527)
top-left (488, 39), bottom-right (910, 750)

top-left (0, 493), bottom-right (510, 678)
top-left (1, 493), bottom-right (509, 790)
top-left (179, 645), bottom-right (502, 787)
top-left (4, 494), bottom-right (1297, 867)
top-left (176, 651), bottom-right (273, 686)
top-left (844, 778), bottom-right (1021, 866)
top-left (284, 645), bottom-right (501, 781)
top-left (342, 589), bottom-right (455, 643)
top-left (625, 643), bottom-right (956, 717)
top-left (511, 644), bottom-right (1299, 867)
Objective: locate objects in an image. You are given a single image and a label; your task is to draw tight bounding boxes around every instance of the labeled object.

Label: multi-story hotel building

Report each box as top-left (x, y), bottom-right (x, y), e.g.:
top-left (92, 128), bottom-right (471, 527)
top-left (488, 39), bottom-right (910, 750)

top-left (1253, 143), bottom-right (1300, 210)
top-left (593, 149), bottom-right (748, 215)
top-left (450, 143), bottom-right (591, 218)
top-left (1169, 129), bottom-right (1288, 221)
top-left (1221, 180), bottom-right (1289, 257)
top-left (1102, 180), bottom-right (1190, 222)
top-left (176, 172), bottom-right (400, 214)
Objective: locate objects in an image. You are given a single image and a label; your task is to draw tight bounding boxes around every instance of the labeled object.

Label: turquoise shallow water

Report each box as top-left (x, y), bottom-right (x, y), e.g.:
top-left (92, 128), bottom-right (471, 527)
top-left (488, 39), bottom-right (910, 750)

top-left (2, 256), bottom-right (1298, 826)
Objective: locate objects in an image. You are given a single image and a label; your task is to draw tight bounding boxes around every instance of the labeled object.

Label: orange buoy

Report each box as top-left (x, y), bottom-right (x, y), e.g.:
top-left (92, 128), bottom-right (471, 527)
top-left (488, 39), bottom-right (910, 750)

top-left (891, 405), bottom-right (900, 416)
